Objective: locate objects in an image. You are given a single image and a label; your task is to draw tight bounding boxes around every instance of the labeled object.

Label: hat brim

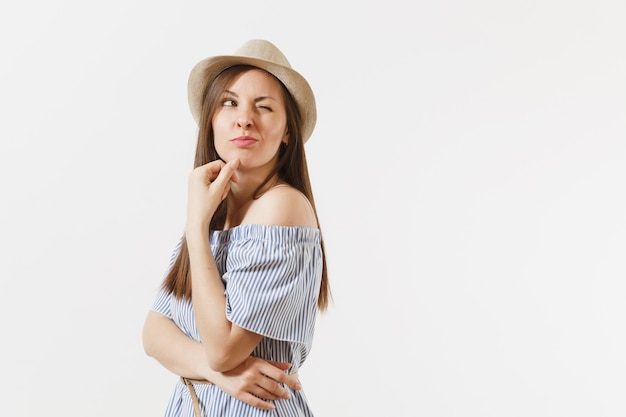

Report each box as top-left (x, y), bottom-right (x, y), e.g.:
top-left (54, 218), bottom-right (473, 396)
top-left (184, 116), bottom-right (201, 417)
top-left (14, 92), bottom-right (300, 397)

top-left (188, 55), bottom-right (317, 143)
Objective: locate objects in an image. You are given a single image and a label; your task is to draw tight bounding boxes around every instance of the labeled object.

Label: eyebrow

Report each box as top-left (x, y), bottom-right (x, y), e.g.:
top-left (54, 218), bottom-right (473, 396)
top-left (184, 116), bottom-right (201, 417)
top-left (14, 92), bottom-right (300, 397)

top-left (224, 90), bottom-right (278, 102)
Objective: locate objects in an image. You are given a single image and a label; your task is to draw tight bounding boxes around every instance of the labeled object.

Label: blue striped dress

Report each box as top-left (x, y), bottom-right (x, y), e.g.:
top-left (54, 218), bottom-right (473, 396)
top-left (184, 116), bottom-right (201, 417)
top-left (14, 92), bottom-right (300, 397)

top-left (151, 224), bottom-right (322, 417)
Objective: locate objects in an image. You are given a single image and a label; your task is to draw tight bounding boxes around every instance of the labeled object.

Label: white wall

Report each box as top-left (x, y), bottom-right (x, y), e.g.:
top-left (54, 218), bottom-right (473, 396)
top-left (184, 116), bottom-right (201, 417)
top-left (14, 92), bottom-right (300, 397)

top-left (1, 1), bottom-right (624, 416)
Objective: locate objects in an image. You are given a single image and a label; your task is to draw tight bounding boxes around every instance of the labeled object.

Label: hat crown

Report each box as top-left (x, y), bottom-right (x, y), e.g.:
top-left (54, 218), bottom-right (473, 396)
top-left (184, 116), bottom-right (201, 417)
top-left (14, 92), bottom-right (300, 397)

top-left (235, 39), bottom-right (292, 69)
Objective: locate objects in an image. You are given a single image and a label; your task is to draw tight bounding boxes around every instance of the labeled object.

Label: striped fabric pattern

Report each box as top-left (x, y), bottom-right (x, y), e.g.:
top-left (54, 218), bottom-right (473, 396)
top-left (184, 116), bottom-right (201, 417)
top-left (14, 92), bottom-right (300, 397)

top-left (151, 224), bottom-right (322, 417)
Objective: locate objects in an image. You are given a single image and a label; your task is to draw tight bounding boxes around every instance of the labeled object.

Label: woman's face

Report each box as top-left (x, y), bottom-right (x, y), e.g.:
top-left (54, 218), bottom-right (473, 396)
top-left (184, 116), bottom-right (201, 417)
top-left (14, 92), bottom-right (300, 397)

top-left (212, 69), bottom-right (288, 173)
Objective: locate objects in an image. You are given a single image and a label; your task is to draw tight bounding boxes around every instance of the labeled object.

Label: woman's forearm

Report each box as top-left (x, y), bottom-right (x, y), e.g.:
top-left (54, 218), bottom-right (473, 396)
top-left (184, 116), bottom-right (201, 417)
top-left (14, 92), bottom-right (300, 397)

top-left (142, 310), bottom-right (299, 410)
top-left (142, 310), bottom-right (213, 380)
top-left (186, 229), bottom-right (262, 371)
top-left (186, 229), bottom-right (232, 348)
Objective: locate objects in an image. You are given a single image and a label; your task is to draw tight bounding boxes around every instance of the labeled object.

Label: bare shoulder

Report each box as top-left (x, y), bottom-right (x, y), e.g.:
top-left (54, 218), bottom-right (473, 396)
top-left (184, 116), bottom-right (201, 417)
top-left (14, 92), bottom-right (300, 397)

top-left (244, 185), bottom-right (318, 228)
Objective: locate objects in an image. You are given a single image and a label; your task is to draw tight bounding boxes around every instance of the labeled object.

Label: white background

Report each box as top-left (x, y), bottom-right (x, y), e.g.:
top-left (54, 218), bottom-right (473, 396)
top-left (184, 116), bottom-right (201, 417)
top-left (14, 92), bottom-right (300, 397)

top-left (1, 1), bottom-right (625, 416)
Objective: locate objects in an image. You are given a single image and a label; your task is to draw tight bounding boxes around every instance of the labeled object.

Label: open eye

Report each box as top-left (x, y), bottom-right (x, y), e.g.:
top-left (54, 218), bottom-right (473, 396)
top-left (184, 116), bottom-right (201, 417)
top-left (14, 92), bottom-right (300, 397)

top-left (222, 99), bottom-right (236, 107)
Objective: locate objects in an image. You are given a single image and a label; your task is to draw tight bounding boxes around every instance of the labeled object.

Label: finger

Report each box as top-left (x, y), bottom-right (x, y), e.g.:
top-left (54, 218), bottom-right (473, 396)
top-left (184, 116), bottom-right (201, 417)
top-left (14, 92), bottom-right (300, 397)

top-left (266, 361), bottom-right (291, 371)
top-left (209, 160), bottom-right (238, 200)
top-left (256, 378), bottom-right (290, 400)
top-left (236, 392), bottom-right (275, 411)
top-left (228, 164), bottom-right (239, 184)
top-left (190, 160), bottom-right (225, 184)
top-left (211, 159), bottom-right (239, 187)
top-left (206, 160), bottom-right (228, 183)
top-left (277, 374), bottom-right (301, 392)
top-left (220, 181), bottom-right (231, 201)
top-left (206, 159), bottom-right (227, 172)
top-left (251, 386), bottom-right (283, 401)
top-left (262, 365), bottom-right (301, 391)
top-left (212, 158), bottom-right (240, 183)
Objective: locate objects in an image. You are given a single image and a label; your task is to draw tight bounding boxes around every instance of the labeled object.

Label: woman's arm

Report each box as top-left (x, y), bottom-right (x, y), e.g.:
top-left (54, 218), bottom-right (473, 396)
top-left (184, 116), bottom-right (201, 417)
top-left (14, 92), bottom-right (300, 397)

top-left (186, 226), bottom-right (263, 371)
top-left (142, 310), bottom-right (301, 410)
top-left (185, 159), bottom-right (317, 372)
top-left (185, 159), bottom-right (264, 371)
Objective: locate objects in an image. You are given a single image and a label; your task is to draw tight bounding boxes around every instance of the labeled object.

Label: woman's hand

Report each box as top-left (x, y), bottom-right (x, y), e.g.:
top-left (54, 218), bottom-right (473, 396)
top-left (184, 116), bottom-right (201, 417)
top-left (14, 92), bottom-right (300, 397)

top-left (210, 356), bottom-right (302, 410)
top-left (186, 159), bottom-right (239, 230)
top-left (143, 311), bottom-right (299, 410)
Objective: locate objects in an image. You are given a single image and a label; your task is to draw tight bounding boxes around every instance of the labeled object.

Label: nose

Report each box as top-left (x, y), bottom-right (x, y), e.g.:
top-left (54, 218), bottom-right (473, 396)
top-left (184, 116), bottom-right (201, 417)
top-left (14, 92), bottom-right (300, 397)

top-left (237, 115), bottom-right (253, 130)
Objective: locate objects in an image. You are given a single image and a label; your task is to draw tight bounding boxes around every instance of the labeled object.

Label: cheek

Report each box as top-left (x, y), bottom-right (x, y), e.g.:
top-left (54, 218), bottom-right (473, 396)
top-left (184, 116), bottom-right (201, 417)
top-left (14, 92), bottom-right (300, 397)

top-left (211, 116), bottom-right (229, 155)
top-left (270, 119), bottom-right (288, 139)
top-left (271, 125), bottom-right (286, 139)
top-left (212, 115), bottom-right (234, 145)
top-left (211, 114), bottom-right (225, 133)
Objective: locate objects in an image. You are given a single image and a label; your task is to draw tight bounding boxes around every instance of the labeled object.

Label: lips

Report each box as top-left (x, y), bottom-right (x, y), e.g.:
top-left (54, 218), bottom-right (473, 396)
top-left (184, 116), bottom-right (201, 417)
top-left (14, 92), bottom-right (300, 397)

top-left (231, 136), bottom-right (257, 147)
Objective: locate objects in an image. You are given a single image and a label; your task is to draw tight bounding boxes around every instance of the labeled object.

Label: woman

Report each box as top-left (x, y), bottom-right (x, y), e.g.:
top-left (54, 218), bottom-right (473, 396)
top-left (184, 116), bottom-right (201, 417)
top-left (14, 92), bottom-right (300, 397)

top-left (142, 39), bottom-right (330, 417)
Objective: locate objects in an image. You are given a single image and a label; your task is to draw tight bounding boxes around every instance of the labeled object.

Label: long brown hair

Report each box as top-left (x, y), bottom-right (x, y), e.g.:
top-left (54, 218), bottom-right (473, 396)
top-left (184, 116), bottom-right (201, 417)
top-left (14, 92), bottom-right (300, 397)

top-left (162, 65), bottom-right (330, 311)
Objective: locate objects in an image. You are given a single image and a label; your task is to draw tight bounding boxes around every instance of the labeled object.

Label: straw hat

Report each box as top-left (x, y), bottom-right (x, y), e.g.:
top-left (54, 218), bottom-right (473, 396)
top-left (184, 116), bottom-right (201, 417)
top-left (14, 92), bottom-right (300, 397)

top-left (187, 39), bottom-right (317, 143)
